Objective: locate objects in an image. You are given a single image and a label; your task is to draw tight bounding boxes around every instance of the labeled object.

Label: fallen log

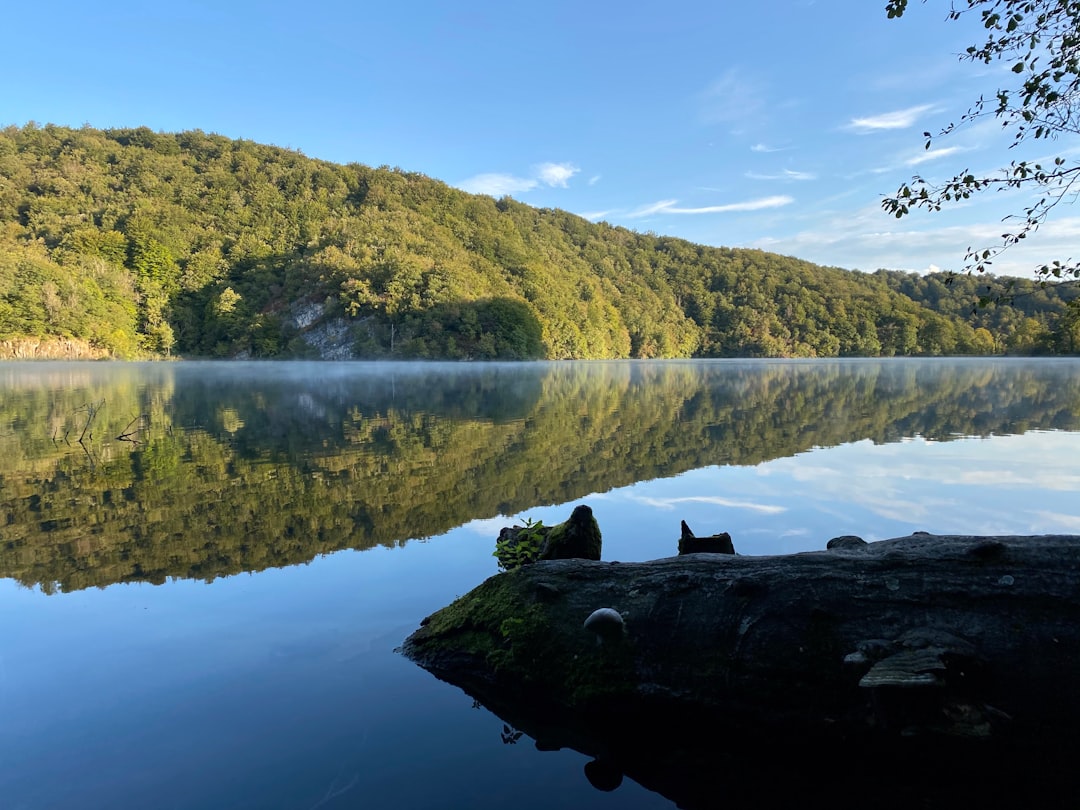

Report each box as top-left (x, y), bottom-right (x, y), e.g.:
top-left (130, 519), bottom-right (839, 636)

top-left (403, 533), bottom-right (1080, 807)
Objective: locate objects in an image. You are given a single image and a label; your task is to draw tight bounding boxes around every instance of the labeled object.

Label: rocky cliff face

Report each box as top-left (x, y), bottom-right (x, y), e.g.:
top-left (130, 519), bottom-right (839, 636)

top-left (284, 299), bottom-right (357, 359)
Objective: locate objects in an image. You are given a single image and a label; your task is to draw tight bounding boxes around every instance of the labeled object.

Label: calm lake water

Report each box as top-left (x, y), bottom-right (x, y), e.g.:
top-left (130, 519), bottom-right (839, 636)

top-left (2, 359), bottom-right (1079, 809)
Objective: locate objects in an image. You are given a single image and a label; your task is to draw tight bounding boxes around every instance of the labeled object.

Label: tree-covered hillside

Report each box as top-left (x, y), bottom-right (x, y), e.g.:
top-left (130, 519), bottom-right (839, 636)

top-left (1, 123), bottom-right (1076, 359)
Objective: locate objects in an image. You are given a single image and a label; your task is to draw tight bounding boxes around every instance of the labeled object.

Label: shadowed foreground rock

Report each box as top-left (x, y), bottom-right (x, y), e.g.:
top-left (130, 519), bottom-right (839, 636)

top-left (404, 534), bottom-right (1080, 808)
top-left (677, 520), bottom-right (734, 555)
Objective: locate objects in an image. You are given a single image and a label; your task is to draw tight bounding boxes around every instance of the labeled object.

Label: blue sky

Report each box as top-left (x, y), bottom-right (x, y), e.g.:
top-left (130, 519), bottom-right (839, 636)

top-left (3, 0), bottom-right (1076, 277)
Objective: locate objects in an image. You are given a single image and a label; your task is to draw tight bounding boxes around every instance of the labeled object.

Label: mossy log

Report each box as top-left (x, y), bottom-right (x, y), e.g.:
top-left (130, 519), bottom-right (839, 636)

top-left (404, 534), bottom-right (1080, 807)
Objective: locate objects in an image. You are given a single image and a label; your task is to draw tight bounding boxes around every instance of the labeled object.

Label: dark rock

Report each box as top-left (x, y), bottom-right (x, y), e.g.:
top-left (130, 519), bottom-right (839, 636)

top-left (968, 539), bottom-right (1007, 560)
top-left (404, 534), bottom-right (1080, 808)
top-left (583, 607), bottom-right (625, 643)
top-left (583, 759), bottom-right (623, 792)
top-left (406, 534), bottom-right (1080, 742)
top-left (538, 504), bottom-right (601, 561)
top-left (827, 534), bottom-right (867, 550)
top-left (678, 520), bottom-right (735, 555)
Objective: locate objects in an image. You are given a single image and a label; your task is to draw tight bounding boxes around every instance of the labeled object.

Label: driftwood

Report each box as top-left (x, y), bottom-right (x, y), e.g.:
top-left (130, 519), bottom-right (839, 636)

top-left (404, 533), bottom-right (1080, 808)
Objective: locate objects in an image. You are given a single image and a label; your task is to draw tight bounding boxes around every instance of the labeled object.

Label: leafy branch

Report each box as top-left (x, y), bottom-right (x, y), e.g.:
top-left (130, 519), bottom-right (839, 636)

top-left (884, 159), bottom-right (1080, 277)
top-left (493, 517), bottom-right (545, 571)
top-left (883, 0), bottom-right (1080, 279)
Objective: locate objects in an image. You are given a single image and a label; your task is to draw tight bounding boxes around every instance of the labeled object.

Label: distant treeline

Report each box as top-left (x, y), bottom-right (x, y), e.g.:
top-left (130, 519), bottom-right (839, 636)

top-left (2, 123), bottom-right (1078, 359)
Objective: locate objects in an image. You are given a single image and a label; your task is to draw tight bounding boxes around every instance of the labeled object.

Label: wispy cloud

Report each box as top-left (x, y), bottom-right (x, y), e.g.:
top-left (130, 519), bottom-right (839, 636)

top-left (848, 104), bottom-right (936, 133)
top-left (536, 161), bottom-right (579, 187)
top-left (751, 143), bottom-right (789, 153)
top-left (457, 173), bottom-right (538, 196)
top-left (905, 145), bottom-right (965, 166)
top-left (631, 495), bottom-right (787, 514)
top-left (700, 68), bottom-right (766, 124)
top-left (1032, 511), bottom-right (1080, 531)
top-left (457, 161), bottom-right (580, 196)
top-left (627, 196), bottom-right (794, 218)
top-left (628, 199), bottom-right (680, 218)
top-left (579, 210), bottom-right (614, 221)
top-left (746, 169), bottom-right (817, 181)
top-left (588, 174), bottom-right (601, 186)
top-left (751, 200), bottom-right (1080, 277)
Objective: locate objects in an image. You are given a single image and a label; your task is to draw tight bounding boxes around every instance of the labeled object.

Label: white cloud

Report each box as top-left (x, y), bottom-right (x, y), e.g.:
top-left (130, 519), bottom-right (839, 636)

top-left (751, 143), bottom-right (788, 153)
top-left (848, 104), bottom-right (936, 133)
top-left (588, 174), bottom-right (601, 186)
top-left (676, 196), bottom-right (795, 214)
top-left (1032, 511), bottom-right (1080, 531)
top-left (751, 199), bottom-right (1080, 277)
top-left (457, 172), bottom-right (538, 196)
top-left (536, 161), bottom-right (579, 188)
top-left (628, 196), bottom-right (795, 217)
top-left (905, 146), bottom-right (965, 166)
top-left (746, 169), bottom-right (817, 181)
top-left (630, 495), bottom-right (787, 515)
top-left (757, 434), bottom-right (1080, 534)
top-left (461, 516), bottom-right (511, 536)
top-left (578, 210), bottom-right (614, 221)
top-left (457, 161), bottom-right (580, 196)
top-left (627, 199), bottom-right (680, 218)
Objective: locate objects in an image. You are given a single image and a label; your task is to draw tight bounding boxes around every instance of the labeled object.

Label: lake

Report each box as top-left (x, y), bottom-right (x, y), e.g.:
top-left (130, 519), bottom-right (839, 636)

top-left (2, 358), bottom-right (1079, 809)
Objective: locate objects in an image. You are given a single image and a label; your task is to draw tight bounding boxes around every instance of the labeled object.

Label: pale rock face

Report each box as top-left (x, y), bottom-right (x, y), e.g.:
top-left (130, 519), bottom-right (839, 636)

top-left (291, 300), bottom-right (325, 330)
top-left (301, 318), bottom-right (354, 359)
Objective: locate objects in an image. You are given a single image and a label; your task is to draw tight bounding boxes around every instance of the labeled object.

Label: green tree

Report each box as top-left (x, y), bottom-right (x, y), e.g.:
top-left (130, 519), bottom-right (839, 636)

top-left (883, 0), bottom-right (1080, 280)
top-left (1055, 299), bottom-right (1080, 353)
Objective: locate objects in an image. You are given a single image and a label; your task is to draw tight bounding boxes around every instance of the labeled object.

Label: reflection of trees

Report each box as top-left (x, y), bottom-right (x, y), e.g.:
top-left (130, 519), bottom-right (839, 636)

top-left (1, 360), bottom-right (1078, 592)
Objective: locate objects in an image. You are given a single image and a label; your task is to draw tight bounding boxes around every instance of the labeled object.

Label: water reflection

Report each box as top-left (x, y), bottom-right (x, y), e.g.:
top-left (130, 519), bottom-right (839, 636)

top-left (1, 359), bottom-right (1079, 592)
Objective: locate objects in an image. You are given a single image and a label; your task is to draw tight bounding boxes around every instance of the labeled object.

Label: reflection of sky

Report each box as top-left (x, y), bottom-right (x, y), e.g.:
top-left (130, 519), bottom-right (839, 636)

top-left (0, 531), bottom-right (671, 809)
top-left (4, 429), bottom-right (1079, 809)
top-left (485, 431), bottom-right (1080, 560)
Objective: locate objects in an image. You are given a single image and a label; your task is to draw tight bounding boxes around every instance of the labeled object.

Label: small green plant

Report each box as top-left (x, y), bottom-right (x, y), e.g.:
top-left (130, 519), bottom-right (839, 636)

top-left (493, 517), bottom-right (545, 571)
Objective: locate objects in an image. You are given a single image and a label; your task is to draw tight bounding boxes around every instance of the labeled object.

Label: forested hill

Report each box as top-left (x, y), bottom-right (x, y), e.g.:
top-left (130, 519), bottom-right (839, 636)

top-left (1, 123), bottom-right (1077, 360)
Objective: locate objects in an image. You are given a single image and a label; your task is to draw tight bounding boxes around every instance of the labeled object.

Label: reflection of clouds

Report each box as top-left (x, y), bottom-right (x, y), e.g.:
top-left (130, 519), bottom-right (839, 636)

top-left (629, 495), bottom-right (786, 514)
top-left (487, 432), bottom-right (1080, 560)
top-left (461, 516), bottom-right (509, 536)
top-left (1032, 511), bottom-right (1080, 532)
top-left (781, 438), bottom-right (1080, 494)
top-left (761, 433), bottom-right (1080, 535)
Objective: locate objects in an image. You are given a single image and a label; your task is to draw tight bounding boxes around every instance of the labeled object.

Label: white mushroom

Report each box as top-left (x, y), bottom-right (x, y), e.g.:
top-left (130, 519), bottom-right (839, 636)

top-left (583, 607), bottom-right (624, 644)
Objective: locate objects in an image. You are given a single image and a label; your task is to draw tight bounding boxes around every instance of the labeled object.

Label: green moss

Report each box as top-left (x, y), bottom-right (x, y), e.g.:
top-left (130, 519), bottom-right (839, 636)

top-left (412, 569), bottom-right (638, 707)
top-left (538, 505), bottom-right (602, 561)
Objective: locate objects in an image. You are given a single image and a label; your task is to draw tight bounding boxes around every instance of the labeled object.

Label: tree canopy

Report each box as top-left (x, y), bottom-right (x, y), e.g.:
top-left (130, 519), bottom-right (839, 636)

top-left (1, 124), bottom-right (1077, 358)
top-left (883, 0), bottom-right (1080, 280)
